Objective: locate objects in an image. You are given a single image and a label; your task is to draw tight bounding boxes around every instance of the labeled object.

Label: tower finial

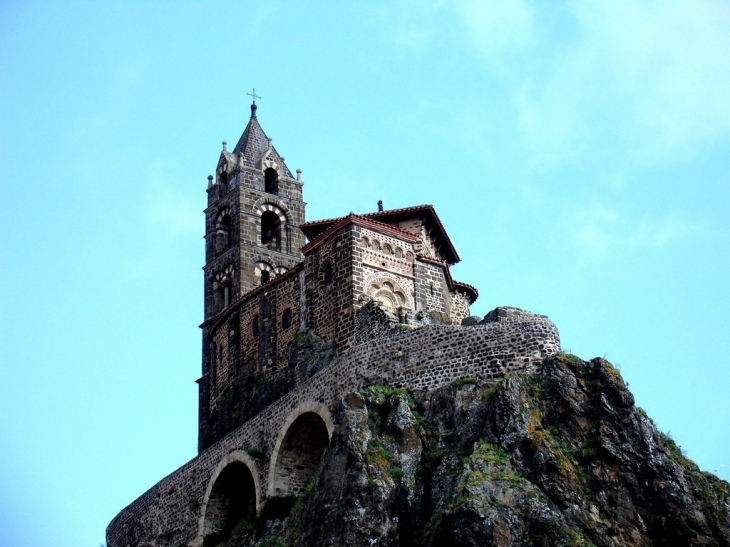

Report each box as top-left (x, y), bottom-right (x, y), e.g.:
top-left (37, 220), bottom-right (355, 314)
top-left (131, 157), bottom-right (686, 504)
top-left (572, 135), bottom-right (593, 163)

top-left (247, 88), bottom-right (261, 118)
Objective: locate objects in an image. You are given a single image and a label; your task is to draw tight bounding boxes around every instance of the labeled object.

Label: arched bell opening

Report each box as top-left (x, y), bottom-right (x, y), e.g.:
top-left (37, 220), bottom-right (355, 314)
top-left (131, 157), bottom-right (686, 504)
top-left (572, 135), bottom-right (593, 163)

top-left (261, 211), bottom-right (281, 251)
top-left (201, 461), bottom-right (257, 546)
top-left (272, 412), bottom-right (330, 496)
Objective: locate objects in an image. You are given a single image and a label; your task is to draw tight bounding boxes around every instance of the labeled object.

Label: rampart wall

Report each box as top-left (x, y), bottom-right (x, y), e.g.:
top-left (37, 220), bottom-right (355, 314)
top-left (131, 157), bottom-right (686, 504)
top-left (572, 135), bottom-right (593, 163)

top-left (107, 314), bottom-right (560, 547)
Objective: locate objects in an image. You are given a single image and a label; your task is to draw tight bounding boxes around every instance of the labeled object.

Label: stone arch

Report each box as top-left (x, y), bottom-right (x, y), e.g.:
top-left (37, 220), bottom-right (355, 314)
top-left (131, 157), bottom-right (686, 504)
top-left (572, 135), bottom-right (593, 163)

top-left (364, 274), bottom-right (413, 311)
top-left (253, 202), bottom-right (288, 224)
top-left (214, 264), bottom-right (235, 309)
top-left (273, 265), bottom-right (288, 276)
top-left (196, 451), bottom-right (261, 547)
top-left (254, 261), bottom-right (274, 285)
top-left (268, 402), bottom-right (334, 497)
top-left (261, 157), bottom-right (280, 175)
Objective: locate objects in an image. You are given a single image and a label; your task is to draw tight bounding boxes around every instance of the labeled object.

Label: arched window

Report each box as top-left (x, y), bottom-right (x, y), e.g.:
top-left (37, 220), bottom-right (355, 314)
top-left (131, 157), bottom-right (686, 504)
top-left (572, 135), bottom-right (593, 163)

top-left (264, 168), bottom-right (279, 194)
top-left (261, 211), bottom-right (281, 251)
top-left (260, 270), bottom-right (270, 284)
top-left (282, 308), bottom-right (292, 329)
top-left (324, 264), bottom-right (334, 285)
top-left (252, 315), bottom-right (259, 338)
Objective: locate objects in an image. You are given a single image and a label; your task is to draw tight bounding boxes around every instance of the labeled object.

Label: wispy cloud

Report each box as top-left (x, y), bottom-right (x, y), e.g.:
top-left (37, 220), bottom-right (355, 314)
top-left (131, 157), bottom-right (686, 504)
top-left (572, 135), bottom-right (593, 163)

top-left (571, 205), bottom-right (700, 260)
top-left (515, 0), bottom-right (730, 166)
top-left (455, 0), bottom-right (534, 62)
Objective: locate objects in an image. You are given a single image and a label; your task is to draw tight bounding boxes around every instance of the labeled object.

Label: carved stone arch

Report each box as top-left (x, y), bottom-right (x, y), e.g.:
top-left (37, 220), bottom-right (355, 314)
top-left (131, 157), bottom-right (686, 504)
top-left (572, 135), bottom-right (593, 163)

top-left (195, 451), bottom-right (261, 547)
top-left (363, 273), bottom-right (414, 311)
top-left (273, 266), bottom-right (288, 276)
top-left (268, 402), bottom-right (334, 497)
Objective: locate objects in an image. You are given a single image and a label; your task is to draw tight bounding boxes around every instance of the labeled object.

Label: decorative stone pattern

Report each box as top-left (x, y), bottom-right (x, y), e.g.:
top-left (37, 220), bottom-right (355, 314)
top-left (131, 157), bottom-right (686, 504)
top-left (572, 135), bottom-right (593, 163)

top-left (107, 313), bottom-right (561, 547)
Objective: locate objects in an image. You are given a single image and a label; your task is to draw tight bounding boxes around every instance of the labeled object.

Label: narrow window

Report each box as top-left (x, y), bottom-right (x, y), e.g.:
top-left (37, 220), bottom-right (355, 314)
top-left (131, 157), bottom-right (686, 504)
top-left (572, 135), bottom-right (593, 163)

top-left (264, 168), bottom-right (279, 194)
top-left (282, 308), bottom-right (292, 329)
top-left (252, 315), bottom-right (259, 338)
top-left (325, 264), bottom-right (334, 285)
top-left (260, 270), bottom-right (270, 284)
top-left (219, 171), bottom-right (228, 189)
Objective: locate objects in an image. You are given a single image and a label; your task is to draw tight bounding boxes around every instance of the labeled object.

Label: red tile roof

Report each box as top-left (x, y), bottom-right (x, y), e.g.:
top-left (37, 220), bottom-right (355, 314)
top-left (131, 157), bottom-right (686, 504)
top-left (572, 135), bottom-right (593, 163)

top-left (300, 204), bottom-right (460, 264)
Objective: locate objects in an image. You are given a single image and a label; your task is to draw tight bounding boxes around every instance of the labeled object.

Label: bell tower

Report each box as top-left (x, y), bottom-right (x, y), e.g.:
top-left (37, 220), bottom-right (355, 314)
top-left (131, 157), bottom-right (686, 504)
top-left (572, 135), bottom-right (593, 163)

top-left (202, 100), bottom-right (306, 321)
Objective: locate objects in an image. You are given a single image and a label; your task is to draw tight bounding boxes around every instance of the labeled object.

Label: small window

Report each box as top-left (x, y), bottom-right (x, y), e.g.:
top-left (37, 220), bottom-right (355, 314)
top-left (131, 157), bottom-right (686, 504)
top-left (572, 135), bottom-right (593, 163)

top-left (282, 308), bottom-right (292, 329)
top-left (264, 168), bottom-right (279, 194)
top-left (252, 315), bottom-right (259, 338)
top-left (325, 264), bottom-right (334, 285)
top-left (260, 270), bottom-right (270, 284)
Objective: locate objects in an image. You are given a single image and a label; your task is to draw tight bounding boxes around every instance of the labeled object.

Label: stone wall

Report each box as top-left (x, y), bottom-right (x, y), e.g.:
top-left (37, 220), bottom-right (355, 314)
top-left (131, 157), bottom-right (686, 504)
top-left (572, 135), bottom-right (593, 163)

top-left (107, 313), bottom-right (561, 547)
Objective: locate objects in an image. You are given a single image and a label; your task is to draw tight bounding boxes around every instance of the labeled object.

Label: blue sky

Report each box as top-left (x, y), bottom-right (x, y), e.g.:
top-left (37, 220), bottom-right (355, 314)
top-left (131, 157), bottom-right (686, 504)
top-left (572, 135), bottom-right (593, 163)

top-left (1, 1), bottom-right (729, 546)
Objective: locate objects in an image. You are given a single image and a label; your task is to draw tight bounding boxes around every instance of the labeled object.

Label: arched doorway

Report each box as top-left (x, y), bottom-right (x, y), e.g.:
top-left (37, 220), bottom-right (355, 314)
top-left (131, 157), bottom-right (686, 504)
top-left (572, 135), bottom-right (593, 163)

top-left (201, 461), bottom-right (257, 546)
top-left (272, 411), bottom-right (330, 496)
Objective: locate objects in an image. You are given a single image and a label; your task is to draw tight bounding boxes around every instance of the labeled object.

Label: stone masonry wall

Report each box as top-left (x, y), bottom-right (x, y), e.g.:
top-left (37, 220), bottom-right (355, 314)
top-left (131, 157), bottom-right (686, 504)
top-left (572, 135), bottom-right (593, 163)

top-left (108, 314), bottom-right (561, 547)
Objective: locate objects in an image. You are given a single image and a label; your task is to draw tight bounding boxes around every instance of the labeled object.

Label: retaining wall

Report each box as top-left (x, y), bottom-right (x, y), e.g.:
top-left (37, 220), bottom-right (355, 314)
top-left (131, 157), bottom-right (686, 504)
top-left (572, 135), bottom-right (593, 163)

top-left (106, 314), bottom-right (560, 547)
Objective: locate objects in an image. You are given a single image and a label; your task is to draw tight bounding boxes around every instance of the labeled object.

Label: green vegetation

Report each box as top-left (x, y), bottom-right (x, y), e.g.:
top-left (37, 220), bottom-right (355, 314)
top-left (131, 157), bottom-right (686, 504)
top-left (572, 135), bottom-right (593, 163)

top-left (451, 376), bottom-right (476, 387)
top-left (246, 446), bottom-right (264, 458)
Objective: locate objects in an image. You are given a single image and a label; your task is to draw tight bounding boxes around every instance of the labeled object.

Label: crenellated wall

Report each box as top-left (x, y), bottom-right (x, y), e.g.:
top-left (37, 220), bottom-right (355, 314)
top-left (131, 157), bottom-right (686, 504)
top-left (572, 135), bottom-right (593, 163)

top-left (107, 312), bottom-right (561, 547)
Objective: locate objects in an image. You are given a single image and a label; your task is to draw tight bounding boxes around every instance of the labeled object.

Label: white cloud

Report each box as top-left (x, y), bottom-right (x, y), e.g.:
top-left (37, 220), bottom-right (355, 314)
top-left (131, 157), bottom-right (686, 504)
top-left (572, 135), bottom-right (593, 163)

top-left (516, 0), bottom-right (730, 166)
top-left (572, 205), bottom-right (699, 259)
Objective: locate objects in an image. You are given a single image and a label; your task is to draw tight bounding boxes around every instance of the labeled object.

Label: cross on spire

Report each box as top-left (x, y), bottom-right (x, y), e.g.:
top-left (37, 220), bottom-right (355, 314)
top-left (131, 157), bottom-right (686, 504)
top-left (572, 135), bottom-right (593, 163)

top-left (247, 88), bottom-right (261, 104)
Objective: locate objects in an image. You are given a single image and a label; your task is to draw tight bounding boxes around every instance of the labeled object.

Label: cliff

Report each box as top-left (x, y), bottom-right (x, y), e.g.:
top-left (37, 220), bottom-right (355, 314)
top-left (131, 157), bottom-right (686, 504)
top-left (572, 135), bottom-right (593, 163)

top-left (213, 353), bottom-right (729, 547)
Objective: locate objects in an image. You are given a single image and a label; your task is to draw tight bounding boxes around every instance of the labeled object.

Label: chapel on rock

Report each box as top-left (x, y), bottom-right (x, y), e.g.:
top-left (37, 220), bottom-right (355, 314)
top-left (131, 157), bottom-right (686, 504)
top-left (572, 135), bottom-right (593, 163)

top-left (198, 101), bottom-right (478, 449)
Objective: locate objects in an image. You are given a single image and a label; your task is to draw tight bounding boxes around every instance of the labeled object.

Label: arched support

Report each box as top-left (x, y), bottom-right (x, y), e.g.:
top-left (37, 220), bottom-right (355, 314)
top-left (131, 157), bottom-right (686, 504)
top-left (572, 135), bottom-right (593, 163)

top-left (194, 451), bottom-right (262, 547)
top-left (268, 402), bottom-right (334, 497)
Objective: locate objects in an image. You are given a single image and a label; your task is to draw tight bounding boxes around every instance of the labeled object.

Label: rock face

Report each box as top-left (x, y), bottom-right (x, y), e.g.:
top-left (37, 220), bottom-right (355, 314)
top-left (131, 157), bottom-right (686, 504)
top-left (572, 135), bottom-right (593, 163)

top-left (218, 354), bottom-right (730, 547)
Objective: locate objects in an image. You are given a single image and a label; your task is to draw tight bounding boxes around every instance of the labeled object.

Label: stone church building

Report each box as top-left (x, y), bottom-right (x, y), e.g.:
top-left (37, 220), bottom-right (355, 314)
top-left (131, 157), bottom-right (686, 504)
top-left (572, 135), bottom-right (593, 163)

top-left (106, 102), bottom-right (562, 547)
top-left (198, 101), bottom-right (478, 448)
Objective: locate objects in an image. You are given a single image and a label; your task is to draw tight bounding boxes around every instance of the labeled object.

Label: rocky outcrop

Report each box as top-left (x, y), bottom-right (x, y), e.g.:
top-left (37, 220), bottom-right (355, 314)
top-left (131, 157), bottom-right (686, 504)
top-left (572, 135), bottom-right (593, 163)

top-left (219, 354), bottom-right (730, 547)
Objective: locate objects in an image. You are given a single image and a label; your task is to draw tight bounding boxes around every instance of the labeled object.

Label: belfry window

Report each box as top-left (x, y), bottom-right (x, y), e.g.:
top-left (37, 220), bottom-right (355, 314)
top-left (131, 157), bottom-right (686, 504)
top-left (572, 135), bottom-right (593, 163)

top-left (218, 171), bottom-right (228, 189)
top-left (264, 168), bottom-right (279, 194)
top-left (261, 211), bottom-right (281, 251)
top-left (260, 270), bottom-right (270, 284)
